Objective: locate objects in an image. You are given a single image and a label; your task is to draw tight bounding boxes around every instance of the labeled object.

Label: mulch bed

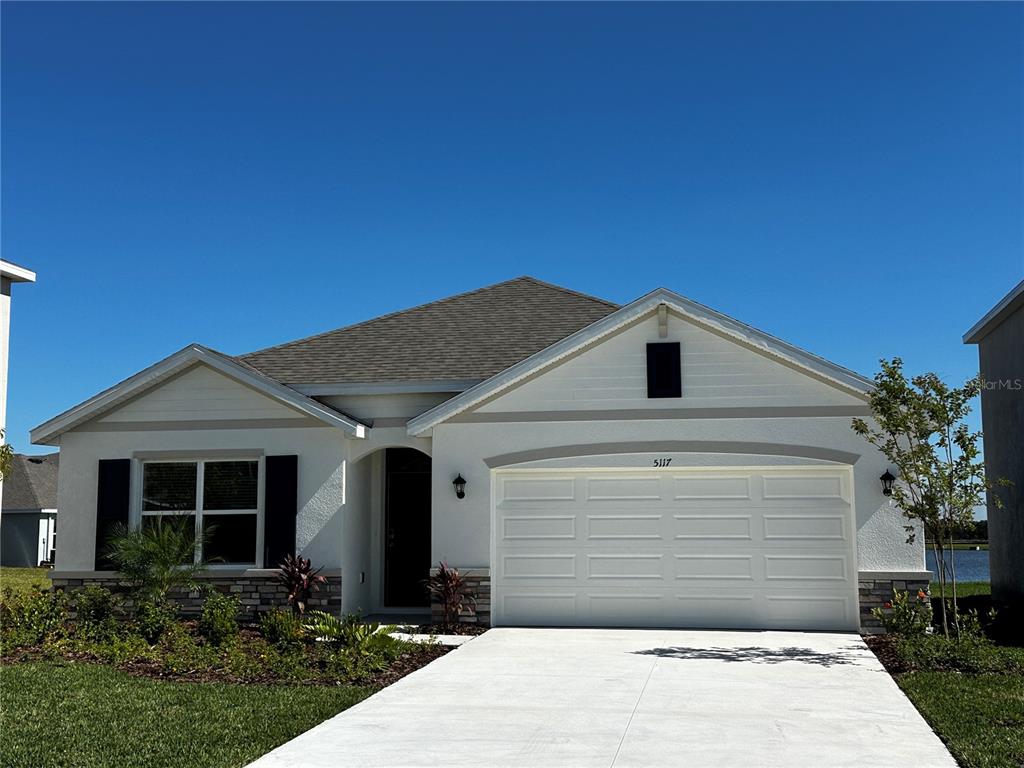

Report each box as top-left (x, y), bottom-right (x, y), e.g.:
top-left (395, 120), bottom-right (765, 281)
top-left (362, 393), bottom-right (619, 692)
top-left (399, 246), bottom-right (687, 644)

top-left (1, 635), bottom-right (453, 689)
top-left (864, 634), bottom-right (910, 675)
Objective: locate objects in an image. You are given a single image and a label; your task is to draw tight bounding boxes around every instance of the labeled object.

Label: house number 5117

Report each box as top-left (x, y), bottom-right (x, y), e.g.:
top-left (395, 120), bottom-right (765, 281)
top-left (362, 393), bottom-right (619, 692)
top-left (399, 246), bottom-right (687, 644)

top-left (653, 458), bottom-right (672, 467)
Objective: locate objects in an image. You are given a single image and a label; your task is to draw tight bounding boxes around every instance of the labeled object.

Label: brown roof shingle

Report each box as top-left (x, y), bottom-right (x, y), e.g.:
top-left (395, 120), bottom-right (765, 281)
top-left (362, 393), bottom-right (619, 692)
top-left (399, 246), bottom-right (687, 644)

top-left (240, 276), bottom-right (618, 385)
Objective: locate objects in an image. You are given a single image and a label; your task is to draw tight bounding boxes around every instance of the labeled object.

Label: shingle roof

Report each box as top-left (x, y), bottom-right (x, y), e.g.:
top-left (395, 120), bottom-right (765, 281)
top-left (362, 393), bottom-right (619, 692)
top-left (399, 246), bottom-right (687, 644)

top-left (2, 453), bottom-right (59, 510)
top-left (240, 277), bottom-right (619, 385)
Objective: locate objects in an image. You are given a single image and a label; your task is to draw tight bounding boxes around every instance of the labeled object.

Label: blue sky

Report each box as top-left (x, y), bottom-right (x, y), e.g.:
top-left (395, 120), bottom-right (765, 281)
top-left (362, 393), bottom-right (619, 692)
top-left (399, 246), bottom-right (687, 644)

top-left (2, 2), bottom-right (1021, 456)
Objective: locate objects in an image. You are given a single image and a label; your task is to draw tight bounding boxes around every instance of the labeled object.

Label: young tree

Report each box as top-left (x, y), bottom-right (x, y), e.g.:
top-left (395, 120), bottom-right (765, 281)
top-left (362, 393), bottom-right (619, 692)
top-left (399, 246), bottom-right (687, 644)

top-left (0, 429), bottom-right (13, 481)
top-left (852, 358), bottom-right (999, 637)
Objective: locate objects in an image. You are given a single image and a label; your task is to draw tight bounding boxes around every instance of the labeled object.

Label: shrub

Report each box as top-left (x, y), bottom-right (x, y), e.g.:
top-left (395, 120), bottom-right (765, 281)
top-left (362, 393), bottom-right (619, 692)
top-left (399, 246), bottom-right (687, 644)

top-left (199, 588), bottom-right (240, 646)
top-left (105, 517), bottom-right (209, 604)
top-left (425, 561), bottom-right (475, 631)
top-left (303, 611), bottom-right (399, 653)
top-left (260, 608), bottom-right (304, 648)
top-left (873, 589), bottom-right (932, 637)
top-left (135, 599), bottom-right (179, 644)
top-left (895, 634), bottom-right (1023, 674)
top-left (75, 585), bottom-right (122, 641)
top-left (0, 587), bottom-right (68, 647)
top-left (275, 555), bottom-right (327, 616)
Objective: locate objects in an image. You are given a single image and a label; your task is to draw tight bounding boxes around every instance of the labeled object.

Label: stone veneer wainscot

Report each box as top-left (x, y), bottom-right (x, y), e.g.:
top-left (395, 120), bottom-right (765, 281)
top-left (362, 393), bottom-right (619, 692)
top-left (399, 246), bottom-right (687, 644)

top-left (48, 570), bottom-right (342, 617)
top-left (858, 572), bottom-right (931, 634)
top-left (429, 567), bottom-right (491, 627)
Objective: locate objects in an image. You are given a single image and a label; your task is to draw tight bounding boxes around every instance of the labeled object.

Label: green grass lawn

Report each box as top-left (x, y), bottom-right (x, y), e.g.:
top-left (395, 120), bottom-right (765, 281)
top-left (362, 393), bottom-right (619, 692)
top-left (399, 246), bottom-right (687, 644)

top-left (0, 566), bottom-right (51, 594)
top-left (1, 662), bottom-right (372, 768)
top-left (930, 581), bottom-right (991, 598)
top-left (899, 671), bottom-right (1024, 768)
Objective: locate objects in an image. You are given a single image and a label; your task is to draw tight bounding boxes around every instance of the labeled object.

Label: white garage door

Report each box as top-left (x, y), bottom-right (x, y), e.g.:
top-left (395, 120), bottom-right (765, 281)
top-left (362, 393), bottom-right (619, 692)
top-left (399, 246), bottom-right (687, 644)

top-left (492, 467), bottom-right (858, 631)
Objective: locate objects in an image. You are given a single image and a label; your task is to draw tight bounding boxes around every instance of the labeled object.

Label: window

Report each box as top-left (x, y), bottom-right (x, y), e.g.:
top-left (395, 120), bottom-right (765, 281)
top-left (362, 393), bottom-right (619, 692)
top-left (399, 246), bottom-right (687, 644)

top-left (646, 342), bottom-right (682, 398)
top-left (141, 458), bottom-right (261, 566)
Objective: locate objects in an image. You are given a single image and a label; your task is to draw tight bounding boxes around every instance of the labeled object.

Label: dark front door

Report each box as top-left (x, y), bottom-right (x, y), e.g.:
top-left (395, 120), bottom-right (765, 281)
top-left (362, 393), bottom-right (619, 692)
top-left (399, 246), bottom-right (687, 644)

top-left (384, 448), bottom-right (431, 607)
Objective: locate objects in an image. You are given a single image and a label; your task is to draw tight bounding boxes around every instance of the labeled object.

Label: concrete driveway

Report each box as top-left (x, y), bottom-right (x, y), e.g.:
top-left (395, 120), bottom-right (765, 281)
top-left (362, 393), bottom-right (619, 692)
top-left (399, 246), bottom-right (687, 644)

top-left (249, 628), bottom-right (956, 768)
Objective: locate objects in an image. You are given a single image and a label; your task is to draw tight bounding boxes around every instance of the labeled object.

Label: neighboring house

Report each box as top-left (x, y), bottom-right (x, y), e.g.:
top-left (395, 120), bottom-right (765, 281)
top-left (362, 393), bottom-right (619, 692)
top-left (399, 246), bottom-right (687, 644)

top-left (0, 260), bottom-right (36, 512)
top-left (964, 279), bottom-right (1024, 606)
top-left (31, 277), bottom-right (926, 631)
top-left (1, 453), bottom-right (58, 567)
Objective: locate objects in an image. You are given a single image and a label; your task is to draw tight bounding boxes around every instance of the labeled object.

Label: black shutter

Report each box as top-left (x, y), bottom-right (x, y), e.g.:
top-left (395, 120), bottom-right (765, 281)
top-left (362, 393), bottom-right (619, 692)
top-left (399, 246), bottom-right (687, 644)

top-left (646, 342), bottom-right (682, 398)
top-left (95, 459), bottom-right (131, 570)
top-left (264, 455), bottom-right (298, 569)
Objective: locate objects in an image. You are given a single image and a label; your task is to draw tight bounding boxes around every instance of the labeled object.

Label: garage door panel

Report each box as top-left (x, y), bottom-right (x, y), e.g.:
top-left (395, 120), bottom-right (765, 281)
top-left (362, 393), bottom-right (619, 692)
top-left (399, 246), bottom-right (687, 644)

top-left (502, 593), bottom-right (576, 622)
top-left (586, 514), bottom-right (663, 540)
top-left (587, 554), bottom-right (664, 580)
top-left (764, 554), bottom-right (848, 581)
top-left (674, 554), bottom-right (754, 580)
top-left (494, 467), bottom-right (857, 631)
top-left (501, 554), bottom-right (576, 579)
top-left (499, 476), bottom-right (577, 503)
top-left (585, 476), bottom-right (662, 501)
top-left (764, 595), bottom-right (851, 628)
top-left (673, 514), bottom-right (753, 540)
top-left (672, 475), bottom-right (752, 500)
top-left (501, 515), bottom-right (577, 540)
top-left (761, 473), bottom-right (849, 503)
top-left (763, 514), bottom-right (845, 540)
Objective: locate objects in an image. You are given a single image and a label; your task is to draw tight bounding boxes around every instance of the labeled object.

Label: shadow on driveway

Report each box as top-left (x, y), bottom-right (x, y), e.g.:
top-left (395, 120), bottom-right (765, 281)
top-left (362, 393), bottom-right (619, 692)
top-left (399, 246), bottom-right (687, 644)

top-left (633, 644), bottom-right (867, 667)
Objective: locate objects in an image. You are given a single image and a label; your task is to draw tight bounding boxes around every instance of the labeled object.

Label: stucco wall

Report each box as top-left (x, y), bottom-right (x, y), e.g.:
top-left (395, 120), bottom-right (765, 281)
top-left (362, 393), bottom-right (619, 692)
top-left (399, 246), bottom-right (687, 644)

top-left (428, 417), bottom-right (923, 573)
top-left (977, 305), bottom-right (1024, 603)
top-left (55, 425), bottom-right (347, 570)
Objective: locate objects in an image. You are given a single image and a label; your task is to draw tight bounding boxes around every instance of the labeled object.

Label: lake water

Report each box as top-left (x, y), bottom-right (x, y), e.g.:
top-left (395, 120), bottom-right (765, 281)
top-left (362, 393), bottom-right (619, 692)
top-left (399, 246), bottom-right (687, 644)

top-left (926, 548), bottom-right (989, 582)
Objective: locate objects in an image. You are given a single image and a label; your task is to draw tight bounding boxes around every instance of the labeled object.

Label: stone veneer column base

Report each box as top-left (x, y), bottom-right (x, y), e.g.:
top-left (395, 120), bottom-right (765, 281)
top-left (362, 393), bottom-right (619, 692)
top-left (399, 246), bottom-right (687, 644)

top-left (858, 571), bottom-right (931, 634)
top-left (429, 567), bottom-right (490, 626)
top-left (48, 571), bottom-right (342, 619)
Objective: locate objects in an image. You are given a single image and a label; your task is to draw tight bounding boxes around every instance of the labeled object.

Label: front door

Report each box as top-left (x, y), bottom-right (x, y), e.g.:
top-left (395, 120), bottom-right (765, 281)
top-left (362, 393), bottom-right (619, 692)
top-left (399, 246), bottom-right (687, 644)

top-left (384, 448), bottom-right (431, 607)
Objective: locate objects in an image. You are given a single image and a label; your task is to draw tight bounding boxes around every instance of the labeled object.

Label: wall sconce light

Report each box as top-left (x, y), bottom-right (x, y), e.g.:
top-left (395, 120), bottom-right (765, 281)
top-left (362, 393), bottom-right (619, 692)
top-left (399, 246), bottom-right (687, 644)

top-left (453, 474), bottom-right (467, 500)
top-left (880, 470), bottom-right (896, 497)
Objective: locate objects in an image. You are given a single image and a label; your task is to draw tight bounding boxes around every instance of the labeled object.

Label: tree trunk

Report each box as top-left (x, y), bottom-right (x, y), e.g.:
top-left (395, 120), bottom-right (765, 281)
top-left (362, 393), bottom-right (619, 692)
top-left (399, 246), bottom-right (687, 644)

top-left (948, 527), bottom-right (961, 637)
top-left (932, 536), bottom-right (949, 638)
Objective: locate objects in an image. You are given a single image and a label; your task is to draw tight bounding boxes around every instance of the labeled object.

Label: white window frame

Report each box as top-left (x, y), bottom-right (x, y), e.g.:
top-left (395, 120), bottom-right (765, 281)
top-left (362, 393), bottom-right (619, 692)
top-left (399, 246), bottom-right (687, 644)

top-left (133, 456), bottom-right (266, 569)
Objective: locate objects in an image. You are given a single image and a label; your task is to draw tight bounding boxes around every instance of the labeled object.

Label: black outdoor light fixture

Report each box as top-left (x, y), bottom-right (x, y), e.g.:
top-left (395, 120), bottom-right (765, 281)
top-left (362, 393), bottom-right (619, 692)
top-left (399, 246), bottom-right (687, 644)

top-left (453, 474), bottom-right (467, 500)
top-left (880, 470), bottom-right (896, 497)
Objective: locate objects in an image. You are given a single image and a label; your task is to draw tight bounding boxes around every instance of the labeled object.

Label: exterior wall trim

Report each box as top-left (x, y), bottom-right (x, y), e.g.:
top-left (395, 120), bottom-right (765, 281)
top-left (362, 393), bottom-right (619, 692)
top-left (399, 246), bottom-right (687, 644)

top-left (454, 406), bottom-right (870, 424)
top-left (76, 418), bottom-right (326, 432)
top-left (483, 441), bottom-right (862, 468)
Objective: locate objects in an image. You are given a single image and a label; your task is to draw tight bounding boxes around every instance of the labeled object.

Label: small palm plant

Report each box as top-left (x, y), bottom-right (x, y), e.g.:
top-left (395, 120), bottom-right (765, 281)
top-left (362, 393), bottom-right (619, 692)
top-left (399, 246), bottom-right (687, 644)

top-left (425, 561), bottom-right (476, 632)
top-left (275, 554), bottom-right (327, 616)
top-left (106, 516), bottom-right (207, 603)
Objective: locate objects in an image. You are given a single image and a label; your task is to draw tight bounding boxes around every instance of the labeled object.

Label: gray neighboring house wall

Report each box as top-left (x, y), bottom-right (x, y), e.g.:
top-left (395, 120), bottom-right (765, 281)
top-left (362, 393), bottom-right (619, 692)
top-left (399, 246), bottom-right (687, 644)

top-left (964, 279), bottom-right (1024, 605)
top-left (1, 453), bottom-right (58, 567)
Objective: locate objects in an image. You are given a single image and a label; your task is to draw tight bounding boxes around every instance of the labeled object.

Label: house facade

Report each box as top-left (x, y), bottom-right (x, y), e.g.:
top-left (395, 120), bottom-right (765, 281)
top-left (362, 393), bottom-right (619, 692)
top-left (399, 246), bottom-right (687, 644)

top-left (1, 259), bottom-right (36, 513)
top-left (964, 279), bottom-right (1024, 606)
top-left (32, 277), bottom-right (926, 631)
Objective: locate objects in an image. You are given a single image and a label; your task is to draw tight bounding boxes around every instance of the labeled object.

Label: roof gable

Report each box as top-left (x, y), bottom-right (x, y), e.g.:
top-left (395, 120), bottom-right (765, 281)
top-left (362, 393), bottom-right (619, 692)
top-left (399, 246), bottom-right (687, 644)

top-left (239, 277), bottom-right (617, 385)
top-left (407, 288), bottom-right (872, 435)
top-left (30, 345), bottom-right (367, 445)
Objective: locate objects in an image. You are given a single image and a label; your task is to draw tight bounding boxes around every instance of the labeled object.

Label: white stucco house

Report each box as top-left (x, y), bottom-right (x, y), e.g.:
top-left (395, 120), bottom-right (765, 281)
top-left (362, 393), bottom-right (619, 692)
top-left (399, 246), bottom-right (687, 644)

top-left (1, 259), bottom-right (37, 513)
top-left (32, 277), bottom-right (927, 631)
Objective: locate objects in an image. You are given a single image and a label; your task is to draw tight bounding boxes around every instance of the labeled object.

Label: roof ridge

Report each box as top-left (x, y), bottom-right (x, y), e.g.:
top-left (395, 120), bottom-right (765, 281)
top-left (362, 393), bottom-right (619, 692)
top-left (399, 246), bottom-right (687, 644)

top-left (516, 276), bottom-right (619, 309)
top-left (239, 276), bottom-right (614, 359)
